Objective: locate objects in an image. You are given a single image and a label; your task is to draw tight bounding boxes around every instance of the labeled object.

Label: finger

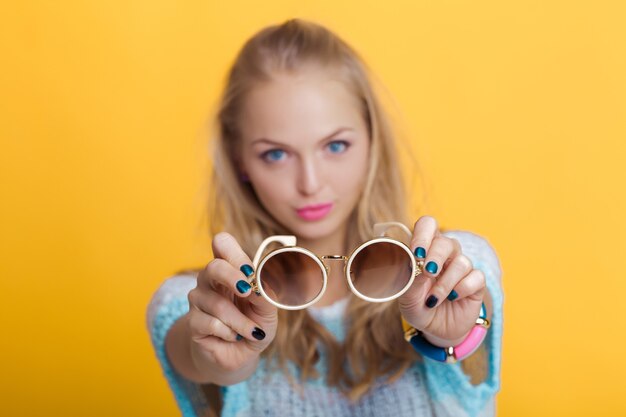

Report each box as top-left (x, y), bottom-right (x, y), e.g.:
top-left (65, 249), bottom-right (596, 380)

top-left (410, 215), bottom-right (438, 261)
top-left (213, 232), bottom-right (282, 317)
top-left (442, 237), bottom-right (462, 270)
top-left (212, 232), bottom-right (256, 281)
top-left (423, 254), bottom-right (473, 309)
top-left (199, 258), bottom-right (253, 298)
top-left (189, 288), bottom-right (267, 341)
top-left (419, 235), bottom-right (459, 279)
top-left (188, 309), bottom-right (241, 343)
top-left (451, 269), bottom-right (486, 302)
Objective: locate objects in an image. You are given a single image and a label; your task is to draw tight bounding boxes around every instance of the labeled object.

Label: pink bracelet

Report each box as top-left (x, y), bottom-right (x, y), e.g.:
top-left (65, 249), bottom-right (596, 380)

top-left (401, 302), bottom-right (491, 363)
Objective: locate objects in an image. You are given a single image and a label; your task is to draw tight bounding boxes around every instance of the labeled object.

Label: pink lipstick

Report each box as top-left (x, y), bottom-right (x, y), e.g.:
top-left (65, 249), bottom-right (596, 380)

top-left (295, 203), bottom-right (334, 221)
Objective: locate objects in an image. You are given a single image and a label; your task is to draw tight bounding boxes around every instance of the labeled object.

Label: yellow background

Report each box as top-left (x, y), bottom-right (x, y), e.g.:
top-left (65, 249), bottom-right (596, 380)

top-left (2, 0), bottom-right (625, 415)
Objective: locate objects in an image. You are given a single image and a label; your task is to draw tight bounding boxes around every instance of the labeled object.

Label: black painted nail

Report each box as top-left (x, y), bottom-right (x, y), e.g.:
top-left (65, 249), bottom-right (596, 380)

top-left (236, 334), bottom-right (243, 341)
top-left (414, 247), bottom-right (426, 259)
top-left (240, 264), bottom-right (254, 277)
top-left (426, 295), bottom-right (438, 308)
top-left (252, 327), bottom-right (266, 340)
top-left (236, 280), bottom-right (251, 294)
top-left (425, 261), bottom-right (438, 274)
top-left (447, 290), bottom-right (458, 301)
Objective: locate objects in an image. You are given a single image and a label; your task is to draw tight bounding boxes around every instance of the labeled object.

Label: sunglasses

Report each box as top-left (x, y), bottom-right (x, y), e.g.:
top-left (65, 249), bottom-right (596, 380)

top-left (247, 222), bottom-right (425, 310)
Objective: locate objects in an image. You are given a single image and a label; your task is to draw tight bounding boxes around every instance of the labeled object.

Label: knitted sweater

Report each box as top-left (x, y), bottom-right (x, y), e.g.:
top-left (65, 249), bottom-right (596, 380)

top-left (146, 230), bottom-right (504, 417)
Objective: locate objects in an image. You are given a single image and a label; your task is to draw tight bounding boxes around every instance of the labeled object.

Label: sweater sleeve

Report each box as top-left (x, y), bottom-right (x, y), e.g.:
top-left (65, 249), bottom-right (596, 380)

top-left (146, 274), bottom-right (211, 417)
top-left (420, 230), bottom-right (504, 417)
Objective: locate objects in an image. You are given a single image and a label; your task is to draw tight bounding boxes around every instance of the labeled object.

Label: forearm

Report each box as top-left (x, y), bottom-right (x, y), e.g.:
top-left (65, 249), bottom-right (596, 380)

top-left (164, 313), bottom-right (260, 385)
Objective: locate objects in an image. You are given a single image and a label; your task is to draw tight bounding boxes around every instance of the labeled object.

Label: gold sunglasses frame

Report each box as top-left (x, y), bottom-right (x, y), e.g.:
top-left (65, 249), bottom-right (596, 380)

top-left (248, 222), bottom-right (425, 310)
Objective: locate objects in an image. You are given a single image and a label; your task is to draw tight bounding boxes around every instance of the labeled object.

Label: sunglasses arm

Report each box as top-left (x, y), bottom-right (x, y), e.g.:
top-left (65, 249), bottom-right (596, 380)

top-left (252, 235), bottom-right (297, 268)
top-left (373, 222), bottom-right (412, 238)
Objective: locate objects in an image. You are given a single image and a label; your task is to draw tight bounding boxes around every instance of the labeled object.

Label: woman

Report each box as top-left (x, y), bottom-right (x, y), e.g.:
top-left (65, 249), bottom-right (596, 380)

top-left (147, 18), bottom-right (503, 417)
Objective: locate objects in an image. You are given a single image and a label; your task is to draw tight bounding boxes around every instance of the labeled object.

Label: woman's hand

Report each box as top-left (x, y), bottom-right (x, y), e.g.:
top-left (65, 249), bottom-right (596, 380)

top-left (186, 232), bottom-right (278, 378)
top-left (397, 216), bottom-right (486, 346)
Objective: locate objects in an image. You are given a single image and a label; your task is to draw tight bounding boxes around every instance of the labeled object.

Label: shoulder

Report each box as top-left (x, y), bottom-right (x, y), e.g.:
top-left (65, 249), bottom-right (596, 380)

top-left (146, 272), bottom-right (199, 331)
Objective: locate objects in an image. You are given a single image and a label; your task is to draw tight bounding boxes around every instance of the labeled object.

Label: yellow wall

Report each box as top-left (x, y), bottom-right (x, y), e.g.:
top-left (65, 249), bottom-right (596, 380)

top-left (2, 1), bottom-right (625, 415)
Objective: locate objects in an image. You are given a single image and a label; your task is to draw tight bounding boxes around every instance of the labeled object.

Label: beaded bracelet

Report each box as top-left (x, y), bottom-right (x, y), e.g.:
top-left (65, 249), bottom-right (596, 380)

top-left (401, 302), bottom-right (491, 363)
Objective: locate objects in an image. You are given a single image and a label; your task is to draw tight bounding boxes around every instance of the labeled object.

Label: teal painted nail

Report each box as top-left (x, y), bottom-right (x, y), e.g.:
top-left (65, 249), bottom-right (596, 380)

top-left (236, 334), bottom-right (243, 341)
top-left (236, 280), bottom-right (251, 294)
top-left (414, 247), bottom-right (426, 259)
top-left (425, 261), bottom-right (438, 274)
top-left (447, 290), bottom-right (458, 301)
top-left (240, 264), bottom-right (254, 277)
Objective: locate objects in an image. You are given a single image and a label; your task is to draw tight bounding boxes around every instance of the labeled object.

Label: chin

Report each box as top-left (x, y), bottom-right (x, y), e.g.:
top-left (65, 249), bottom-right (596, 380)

top-left (288, 216), bottom-right (347, 242)
top-left (294, 225), bottom-right (335, 241)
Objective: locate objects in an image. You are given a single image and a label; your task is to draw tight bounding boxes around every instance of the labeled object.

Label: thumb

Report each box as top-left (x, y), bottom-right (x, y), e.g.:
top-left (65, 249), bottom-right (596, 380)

top-left (245, 278), bottom-right (279, 322)
top-left (398, 272), bottom-right (436, 330)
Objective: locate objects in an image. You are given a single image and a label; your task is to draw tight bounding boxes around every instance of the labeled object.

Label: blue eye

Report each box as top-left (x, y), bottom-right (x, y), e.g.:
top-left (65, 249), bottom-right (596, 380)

top-left (261, 149), bottom-right (286, 163)
top-left (328, 140), bottom-right (349, 154)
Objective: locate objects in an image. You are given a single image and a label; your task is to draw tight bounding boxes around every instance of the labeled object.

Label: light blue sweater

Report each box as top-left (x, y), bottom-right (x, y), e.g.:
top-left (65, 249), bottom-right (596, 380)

top-left (146, 230), bottom-right (504, 417)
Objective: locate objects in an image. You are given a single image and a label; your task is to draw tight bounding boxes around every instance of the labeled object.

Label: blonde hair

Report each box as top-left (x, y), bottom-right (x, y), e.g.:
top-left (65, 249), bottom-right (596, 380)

top-left (194, 18), bottom-right (477, 404)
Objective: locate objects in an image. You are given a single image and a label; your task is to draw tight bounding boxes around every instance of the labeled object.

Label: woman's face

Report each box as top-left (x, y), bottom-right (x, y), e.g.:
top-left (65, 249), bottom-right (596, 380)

top-left (238, 67), bottom-right (370, 242)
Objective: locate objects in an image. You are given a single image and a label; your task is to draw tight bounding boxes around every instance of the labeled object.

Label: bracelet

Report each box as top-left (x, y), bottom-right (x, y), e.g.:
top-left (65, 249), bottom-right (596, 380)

top-left (401, 302), bottom-right (490, 363)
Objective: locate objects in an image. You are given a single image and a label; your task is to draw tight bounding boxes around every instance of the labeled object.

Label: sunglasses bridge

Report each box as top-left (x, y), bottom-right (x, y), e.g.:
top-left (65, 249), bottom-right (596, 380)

top-left (320, 255), bottom-right (349, 271)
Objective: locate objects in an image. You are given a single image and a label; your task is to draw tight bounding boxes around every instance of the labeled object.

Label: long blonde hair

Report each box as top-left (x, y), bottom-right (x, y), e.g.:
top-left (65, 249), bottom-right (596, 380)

top-left (204, 18), bottom-right (427, 401)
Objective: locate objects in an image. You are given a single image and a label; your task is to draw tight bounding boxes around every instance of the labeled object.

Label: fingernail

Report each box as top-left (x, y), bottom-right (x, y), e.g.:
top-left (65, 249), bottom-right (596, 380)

top-left (447, 290), bottom-right (458, 301)
top-left (252, 327), bottom-right (266, 340)
top-left (240, 264), bottom-right (254, 277)
top-left (414, 247), bottom-right (426, 259)
top-left (236, 334), bottom-right (243, 341)
top-left (426, 294), bottom-right (438, 308)
top-left (425, 261), bottom-right (438, 274)
top-left (236, 280), bottom-right (251, 293)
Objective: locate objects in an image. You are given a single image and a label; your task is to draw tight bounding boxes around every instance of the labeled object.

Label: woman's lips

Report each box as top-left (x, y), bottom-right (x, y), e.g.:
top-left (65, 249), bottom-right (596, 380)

top-left (295, 203), bottom-right (334, 221)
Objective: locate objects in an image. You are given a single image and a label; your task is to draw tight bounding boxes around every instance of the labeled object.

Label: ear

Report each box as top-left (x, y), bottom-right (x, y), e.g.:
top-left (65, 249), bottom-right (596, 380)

top-left (233, 156), bottom-right (250, 182)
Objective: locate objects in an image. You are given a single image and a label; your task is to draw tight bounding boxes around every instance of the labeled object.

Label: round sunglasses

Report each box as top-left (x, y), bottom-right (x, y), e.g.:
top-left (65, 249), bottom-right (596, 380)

top-left (246, 222), bottom-right (425, 310)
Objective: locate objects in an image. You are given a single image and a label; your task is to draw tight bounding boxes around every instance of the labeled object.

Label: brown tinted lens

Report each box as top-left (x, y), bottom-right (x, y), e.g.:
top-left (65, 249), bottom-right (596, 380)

top-left (350, 241), bottom-right (412, 299)
top-left (258, 250), bottom-right (324, 307)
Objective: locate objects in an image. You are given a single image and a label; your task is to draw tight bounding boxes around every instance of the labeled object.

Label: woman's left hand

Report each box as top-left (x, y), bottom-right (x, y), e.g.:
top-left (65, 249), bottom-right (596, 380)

top-left (397, 215), bottom-right (487, 346)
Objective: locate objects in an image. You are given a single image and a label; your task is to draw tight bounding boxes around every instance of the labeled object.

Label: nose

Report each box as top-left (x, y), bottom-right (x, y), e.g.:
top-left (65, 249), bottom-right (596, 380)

top-left (296, 157), bottom-right (323, 196)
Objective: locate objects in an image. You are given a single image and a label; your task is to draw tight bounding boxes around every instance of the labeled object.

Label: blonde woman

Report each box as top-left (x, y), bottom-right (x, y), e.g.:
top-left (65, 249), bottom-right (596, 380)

top-left (147, 18), bottom-right (503, 417)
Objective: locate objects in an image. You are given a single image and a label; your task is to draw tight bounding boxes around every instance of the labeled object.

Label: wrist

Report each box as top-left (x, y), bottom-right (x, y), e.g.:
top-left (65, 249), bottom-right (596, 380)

top-left (401, 302), bottom-right (490, 363)
top-left (421, 328), bottom-right (472, 348)
top-left (190, 336), bottom-right (260, 385)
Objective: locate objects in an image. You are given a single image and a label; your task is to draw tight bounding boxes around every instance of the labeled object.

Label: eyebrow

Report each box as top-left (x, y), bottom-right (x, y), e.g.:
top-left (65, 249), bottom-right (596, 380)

top-left (251, 127), bottom-right (354, 146)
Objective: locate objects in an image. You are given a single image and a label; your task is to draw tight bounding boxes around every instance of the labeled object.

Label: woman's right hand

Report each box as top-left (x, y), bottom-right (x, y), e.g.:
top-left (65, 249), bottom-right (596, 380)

top-left (186, 232), bottom-right (278, 376)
